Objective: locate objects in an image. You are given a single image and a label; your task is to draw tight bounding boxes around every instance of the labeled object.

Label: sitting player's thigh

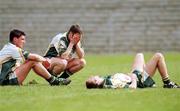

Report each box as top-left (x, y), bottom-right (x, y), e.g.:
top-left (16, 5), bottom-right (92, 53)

top-left (48, 57), bottom-right (67, 70)
top-left (15, 61), bottom-right (35, 84)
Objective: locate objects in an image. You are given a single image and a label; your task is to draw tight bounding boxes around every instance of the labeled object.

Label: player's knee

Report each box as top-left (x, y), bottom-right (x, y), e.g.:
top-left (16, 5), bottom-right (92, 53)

top-left (26, 60), bottom-right (38, 67)
top-left (53, 59), bottom-right (68, 70)
top-left (60, 59), bottom-right (68, 69)
top-left (73, 59), bottom-right (86, 69)
top-left (80, 59), bottom-right (86, 68)
top-left (136, 53), bottom-right (144, 58)
top-left (62, 59), bottom-right (68, 66)
top-left (154, 52), bottom-right (164, 59)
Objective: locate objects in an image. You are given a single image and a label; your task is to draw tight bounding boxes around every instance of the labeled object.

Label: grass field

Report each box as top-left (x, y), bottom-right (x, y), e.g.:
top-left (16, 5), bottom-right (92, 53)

top-left (0, 53), bottom-right (180, 111)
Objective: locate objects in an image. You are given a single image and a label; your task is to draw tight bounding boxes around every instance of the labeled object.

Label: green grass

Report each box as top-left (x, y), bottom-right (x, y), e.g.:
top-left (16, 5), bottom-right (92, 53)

top-left (0, 53), bottom-right (180, 111)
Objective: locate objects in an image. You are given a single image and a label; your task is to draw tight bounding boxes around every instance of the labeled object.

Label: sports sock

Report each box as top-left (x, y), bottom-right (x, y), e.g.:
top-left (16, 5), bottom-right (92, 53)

top-left (46, 76), bottom-right (61, 85)
top-left (47, 69), bottom-right (57, 77)
top-left (59, 70), bottom-right (72, 79)
top-left (163, 77), bottom-right (170, 84)
top-left (46, 76), bottom-right (55, 83)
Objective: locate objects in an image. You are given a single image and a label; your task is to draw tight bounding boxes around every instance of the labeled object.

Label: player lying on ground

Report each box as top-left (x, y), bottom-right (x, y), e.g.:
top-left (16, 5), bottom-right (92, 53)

top-left (86, 53), bottom-right (179, 89)
top-left (44, 24), bottom-right (86, 82)
top-left (0, 29), bottom-right (70, 86)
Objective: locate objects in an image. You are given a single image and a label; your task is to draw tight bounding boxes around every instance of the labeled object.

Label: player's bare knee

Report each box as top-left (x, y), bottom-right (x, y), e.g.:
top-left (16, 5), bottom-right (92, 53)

top-left (61, 59), bottom-right (68, 67)
top-left (136, 53), bottom-right (144, 58)
top-left (26, 60), bottom-right (38, 67)
top-left (57, 59), bottom-right (68, 70)
top-left (155, 52), bottom-right (164, 59)
top-left (80, 59), bottom-right (86, 68)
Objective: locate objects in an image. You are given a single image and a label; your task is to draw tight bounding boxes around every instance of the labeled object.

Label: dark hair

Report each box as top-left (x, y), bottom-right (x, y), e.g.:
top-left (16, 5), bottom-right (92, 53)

top-left (67, 24), bottom-right (82, 36)
top-left (86, 80), bottom-right (104, 89)
top-left (9, 29), bottom-right (26, 42)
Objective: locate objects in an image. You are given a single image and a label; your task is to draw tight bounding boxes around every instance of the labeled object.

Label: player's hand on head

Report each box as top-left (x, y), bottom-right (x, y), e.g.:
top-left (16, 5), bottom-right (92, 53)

top-left (73, 35), bottom-right (80, 45)
top-left (69, 36), bottom-right (76, 45)
top-left (70, 34), bottom-right (80, 45)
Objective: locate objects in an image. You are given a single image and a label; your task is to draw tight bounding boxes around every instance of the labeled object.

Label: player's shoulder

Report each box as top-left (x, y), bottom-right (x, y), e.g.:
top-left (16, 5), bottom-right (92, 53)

top-left (5, 43), bottom-right (19, 52)
top-left (0, 43), bottom-right (22, 57)
top-left (51, 32), bottom-right (67, 43)
top-left (55, 33), bottom-right (63, 37)
top-left (54, 32), bottom-right (67, 38)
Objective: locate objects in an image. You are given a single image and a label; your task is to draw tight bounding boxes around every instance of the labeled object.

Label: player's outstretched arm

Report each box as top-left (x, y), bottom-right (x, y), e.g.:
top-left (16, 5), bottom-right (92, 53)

top-left (28, 53), bottom-right (50, 69)
top-left (28, 53), bottom-right (46, 62)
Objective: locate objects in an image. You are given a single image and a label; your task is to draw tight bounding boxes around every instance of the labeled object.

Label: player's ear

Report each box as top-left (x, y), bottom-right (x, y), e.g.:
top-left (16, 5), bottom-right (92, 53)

top-left (13, 37), bottom-right (18, 43)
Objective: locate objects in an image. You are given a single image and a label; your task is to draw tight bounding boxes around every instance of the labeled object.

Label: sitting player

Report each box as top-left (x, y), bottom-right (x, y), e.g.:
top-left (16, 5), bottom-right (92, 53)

top-left (86, 53), bottom-right (179, 89)
top-left (0, 29), bottom-right (71, 86)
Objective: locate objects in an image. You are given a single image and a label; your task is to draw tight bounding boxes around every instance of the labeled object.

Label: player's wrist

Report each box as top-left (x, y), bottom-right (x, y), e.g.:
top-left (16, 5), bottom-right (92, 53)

top-left (42, 58), bottom-right (50, 69)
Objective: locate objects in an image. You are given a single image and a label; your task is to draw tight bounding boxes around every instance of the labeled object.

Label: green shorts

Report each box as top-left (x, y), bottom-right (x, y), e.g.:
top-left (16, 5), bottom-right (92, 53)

top-left (132, 70), bottom-right (155, 88)
top-left (0, 72), bottom-right (19, 86)
top-left (1, 78), bottom-right (19, 85)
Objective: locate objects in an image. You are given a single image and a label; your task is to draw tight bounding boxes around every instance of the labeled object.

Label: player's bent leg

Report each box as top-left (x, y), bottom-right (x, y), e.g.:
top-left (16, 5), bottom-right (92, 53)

top-left (130, 53), bottom-right (146, 88)
top-left (131, 53), bottom-right (144, 72)
top-left (48, 57), bottom-right (68, 76)
top-left (154, 53), bottom-right (169, 79)
top-left (15, 60), bottom-right (37, 85)
top-left (58, 58), bottom-right (86, 79)
top-left (145, 53), bottom-right (179, 88)
top-left (33, 62), bottom-right (52, 79)
top-left (33, 61), bottom-right (71, 86)
top-left (144, 53), bottom-right (160, 77)
top-left (145, 53), bottom-right (168, 78)
top-left (67, 58), bottom-right (86, 73)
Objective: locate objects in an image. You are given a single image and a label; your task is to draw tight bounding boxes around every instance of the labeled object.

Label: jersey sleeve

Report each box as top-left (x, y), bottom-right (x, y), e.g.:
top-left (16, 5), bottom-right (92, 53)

top-left (103, 75), bottom-right (115, 88)
top-left (57, 38), bottom-right (67, 56)
top-left (22, 50), bottom-right (30, 60)
top-left (11, 48), bottom-right (29, 61)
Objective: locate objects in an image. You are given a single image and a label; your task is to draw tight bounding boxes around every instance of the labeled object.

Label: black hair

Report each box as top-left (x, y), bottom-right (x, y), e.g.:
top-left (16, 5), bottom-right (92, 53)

top-left (86, 80), bottom-right (104, 89)
top-left (67, 24), bottom-right (82, 36)
top-left (9, 29), bottom-right (26, 42)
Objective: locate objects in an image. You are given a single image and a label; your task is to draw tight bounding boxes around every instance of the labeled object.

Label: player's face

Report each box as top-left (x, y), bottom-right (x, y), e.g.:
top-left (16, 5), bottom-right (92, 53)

top-left (88, 76), bottom-right (104, 86)
top-left (68, 32), bottom-right (81, 44)
top-left (73, 33), bottom-right (81, 43)
top-left (14, 35), bottom-right (26, 48)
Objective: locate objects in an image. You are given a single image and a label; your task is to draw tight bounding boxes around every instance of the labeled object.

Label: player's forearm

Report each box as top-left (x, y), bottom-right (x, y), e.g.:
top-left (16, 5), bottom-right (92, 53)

top-left (129, 74), bottom-right (137, 89)
top-left (75, 44), bottom-right (85, 59)
top-left (61, 42), bottom-right (74, 59)
top-left (28, 53), bottom-right (46, 62)
top-left (66, 42), bottom-right (74, 54)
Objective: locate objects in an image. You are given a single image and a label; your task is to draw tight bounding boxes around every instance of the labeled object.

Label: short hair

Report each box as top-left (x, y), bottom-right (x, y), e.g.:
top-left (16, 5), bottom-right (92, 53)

top-left (9, 29), bottom-right (26, 42)
top-left (86, 80), bottom-right (104, 89)
top-left (67, 24), bottom-right (82, 35)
